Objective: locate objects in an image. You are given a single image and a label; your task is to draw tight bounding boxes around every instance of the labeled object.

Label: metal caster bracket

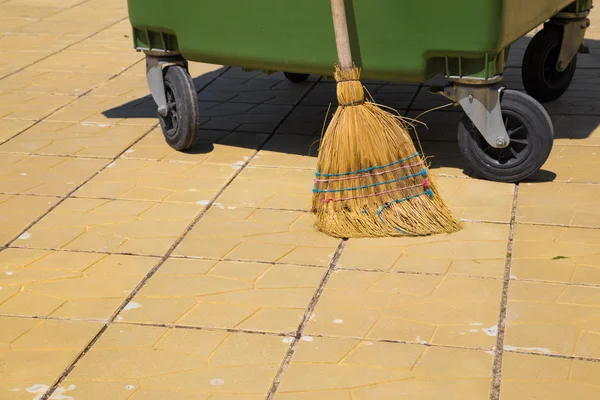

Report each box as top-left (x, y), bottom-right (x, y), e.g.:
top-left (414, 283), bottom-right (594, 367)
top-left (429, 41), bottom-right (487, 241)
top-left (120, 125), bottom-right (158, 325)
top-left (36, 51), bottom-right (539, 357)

top-left (431, 82), bottom-right (510, 149)
top-left (145, 55), bottom-right (188, 117)
top-left (550, 11), bottom-right (591, 72)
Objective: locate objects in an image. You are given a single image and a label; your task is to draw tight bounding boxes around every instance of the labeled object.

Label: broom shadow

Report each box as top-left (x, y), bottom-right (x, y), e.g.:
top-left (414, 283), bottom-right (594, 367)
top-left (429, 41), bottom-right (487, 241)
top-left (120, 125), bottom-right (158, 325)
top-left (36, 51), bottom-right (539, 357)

top-left (101, 38), bottom-right (600, 182)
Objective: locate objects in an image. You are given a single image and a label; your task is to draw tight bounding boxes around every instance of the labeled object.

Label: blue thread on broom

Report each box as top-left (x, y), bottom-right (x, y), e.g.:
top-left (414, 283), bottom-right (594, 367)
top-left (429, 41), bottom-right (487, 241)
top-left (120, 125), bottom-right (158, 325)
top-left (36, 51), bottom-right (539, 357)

top-left (376, 189), bottom-right (435, 233)
top-left (315, 153), bottom-right (420, 177)
top-left (313, 168), bottom-right (427, 194)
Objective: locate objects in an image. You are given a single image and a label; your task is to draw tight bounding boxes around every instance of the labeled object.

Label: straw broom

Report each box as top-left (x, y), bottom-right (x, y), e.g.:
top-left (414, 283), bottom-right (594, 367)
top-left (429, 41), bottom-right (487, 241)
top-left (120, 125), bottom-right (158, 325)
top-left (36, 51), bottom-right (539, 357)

top-left (311, 0), bottom-right (462, 238)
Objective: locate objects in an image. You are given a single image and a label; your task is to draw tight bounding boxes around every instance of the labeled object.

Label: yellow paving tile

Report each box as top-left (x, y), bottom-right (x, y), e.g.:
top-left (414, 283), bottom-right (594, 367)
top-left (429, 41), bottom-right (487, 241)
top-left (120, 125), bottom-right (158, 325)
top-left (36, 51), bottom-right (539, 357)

top-left (505, 279), bottom-right (600, 358)
top-left (0, 154), bottom-right (106, 195)
top-left (339, 222), bottom-right (508, 278)
top-left (304, 270), bottom-right (502, 348)
top-left (511, 224), bottom-right (600, 284)
top-left (29, 51), bottom-right (142, 75)
top-left (436, 177), bottom-right (514, 223)
top-left (0, 33), bottom-right (78, 52)
top-left (516, 182), bottom-right (600, 227)
top-left (500, 352), bottom-right (600, 400)
top-left (0, 248), bottom-right (156, 319)
top-left (122, 127), bottom-right (266, 164)
top-left (218, 167), bottom-right (314, 210)
top-left (0, 317), bottom-right (102, 400)
top-left (532, 145), bottom-right (600, 183)
top-left (0, 118), bottom-right (32, 143)
top-left (44, 95), bottom-right (155, 125)
top-left (174, 207), bottom-right (339, 266)
top-left (0, 70), bottom-right (113, 95)
top-left (0, 120), bottom-right (150, 157)
top-left (0, 91), bottom-right (74, 120)
top-left (60, 325), bottom-right (288, 399)
top-left (552, 114), bottom-right (600, 146)
top-left (0, 193), bottom-right (58, 245)
top-left (276, 337), bottom-right (493, 399)
top-left (249, 134), bottom-right (319, 170)
top-left (74, 159), bottom-right (235, 203)
top-left (20, 198), bottom-right (202, 255)
top-left (120, 258), bottom-right (323, 332)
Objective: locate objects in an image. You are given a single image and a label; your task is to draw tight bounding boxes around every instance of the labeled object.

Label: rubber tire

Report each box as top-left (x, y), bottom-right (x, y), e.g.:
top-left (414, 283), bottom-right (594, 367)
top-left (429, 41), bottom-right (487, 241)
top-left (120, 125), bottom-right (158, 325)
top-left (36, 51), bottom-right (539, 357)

top-left (457, 90), bottom-right (554, 183)
top-left (522, 26), bottom-right (577, 103)
top-left (284, 72), bottom-right (310, 83)
top-left (159, 66), bottom-right (200, 151)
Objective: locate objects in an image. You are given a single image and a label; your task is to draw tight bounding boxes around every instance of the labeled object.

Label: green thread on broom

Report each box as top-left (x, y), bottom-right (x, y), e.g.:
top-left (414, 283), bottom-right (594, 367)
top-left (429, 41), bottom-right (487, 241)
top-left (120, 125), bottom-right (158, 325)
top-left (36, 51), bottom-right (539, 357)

top-left (313, 168), bottom-right (427, 193)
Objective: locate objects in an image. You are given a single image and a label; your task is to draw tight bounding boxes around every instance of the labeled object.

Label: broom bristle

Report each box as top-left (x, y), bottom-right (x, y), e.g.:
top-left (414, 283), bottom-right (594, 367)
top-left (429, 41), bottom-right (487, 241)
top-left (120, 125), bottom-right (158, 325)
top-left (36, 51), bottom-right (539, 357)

top-left (312, 66), bottom-right (462, 238)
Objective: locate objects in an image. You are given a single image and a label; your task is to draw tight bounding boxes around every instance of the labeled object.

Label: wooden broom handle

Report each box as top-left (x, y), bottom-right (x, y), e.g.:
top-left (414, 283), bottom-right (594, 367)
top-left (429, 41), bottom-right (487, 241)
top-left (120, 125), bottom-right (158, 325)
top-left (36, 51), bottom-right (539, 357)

top-left (330, 0), bottom-right (353, 71)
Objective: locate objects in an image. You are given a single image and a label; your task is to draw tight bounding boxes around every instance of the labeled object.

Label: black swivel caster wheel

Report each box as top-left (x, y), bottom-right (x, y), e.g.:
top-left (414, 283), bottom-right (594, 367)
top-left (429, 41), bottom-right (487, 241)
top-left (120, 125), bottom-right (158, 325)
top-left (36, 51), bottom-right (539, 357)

top-left (522, 26), bottom-right (577, 103)
top-left (158, 66), bottom-right (200, 151)
top-left (457, 90), bottom-right (554, 183)
top-left (284, 72), bottom-right (310, 83)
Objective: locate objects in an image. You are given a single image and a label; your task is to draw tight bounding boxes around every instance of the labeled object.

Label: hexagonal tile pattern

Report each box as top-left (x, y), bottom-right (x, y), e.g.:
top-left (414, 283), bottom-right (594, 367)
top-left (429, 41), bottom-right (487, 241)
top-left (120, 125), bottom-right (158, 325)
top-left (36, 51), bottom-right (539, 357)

top-left (516, 182), bottom-right (600, 228)
top-left (499, 352), bottom-right (600, 400)
top-left (19, 198), bottom-right (202, 256)
top-left (74, 159), bottom-right (236, 203)
top-left (338, 222), bottom-right (508, 278)
top-left (0, 248), bottom-right (156, 319)
top-left (0, 317), bottom-right (102, 400)
top-left (511, 224), bottom-right (600, 285)
top-left (276, 337), bottom-right (494, 399)
top-left (60, 325), bottom-right (289, 399)
top-left (304, 270), bottom-right (502, 348)
top-left (505, 280), bottom-right (600, 358)
top-left (174, 207), bottom-right (340, 266)
top-left (120, 258), bottom-right (324, 333)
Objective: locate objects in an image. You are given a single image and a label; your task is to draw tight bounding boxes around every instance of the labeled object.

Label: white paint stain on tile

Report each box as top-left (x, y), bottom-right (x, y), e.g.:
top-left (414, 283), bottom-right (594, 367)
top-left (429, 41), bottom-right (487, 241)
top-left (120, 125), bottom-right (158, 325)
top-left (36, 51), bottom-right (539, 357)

top-left (309, 313), bottom-right (316, 321)
top-left (188, 188), bottom-right (198, 192)
top-left (19, 232), bottom-right (31, 240)
top-left (227, 206), bottom-right (236, 210)
top-left (116, 315), bottom-right (124, 320)
top-left (210, 378), bottom-right (225, 386)
top-left (510, 275), bottom-right (517, 280)
top-left (364, 341), bottom-right (373, 346)
top-left (504, 345), bottom-right (550, 354)
top-left (469, 329), bottom-right (478, 333)
top-left (125, 149), bottom-right (135, 153)
top-left (196, 200), bottom-right (210, 206)
top-left (282, 337), bottom-right (293, 343)
top-left (469, 322), bottom-right (483, 326)
top-left (67, 181), bottom-right (75, 185)
top-left (107, 162), bottom-right (116, 168)
top-left (333, 319), bottom-right (344, 324)
top-left (125, 385), bottom-right (135, 390)
top-left (20, 172), bottom-right (27, 176)
top-left (4, 271), bottom-right (13, 276)
top-left (483, 325), bottom-right (498, 337)
top-left (9, 388), bottom-right (19, 392)
top-left (459, 332), bottom-right (466, 335)
top-left (301, 336), bottom-right (313, 342)
top-left (486, 350), bottom-right (495, 355)
top-left (123, 302), bottom-right (141, 311)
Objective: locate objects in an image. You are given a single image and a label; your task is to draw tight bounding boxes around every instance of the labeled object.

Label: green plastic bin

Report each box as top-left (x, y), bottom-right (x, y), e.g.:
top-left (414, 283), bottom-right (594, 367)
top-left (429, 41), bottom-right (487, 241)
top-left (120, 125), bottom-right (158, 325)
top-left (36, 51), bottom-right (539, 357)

top-left (127, 0), bottom-right (593, 182)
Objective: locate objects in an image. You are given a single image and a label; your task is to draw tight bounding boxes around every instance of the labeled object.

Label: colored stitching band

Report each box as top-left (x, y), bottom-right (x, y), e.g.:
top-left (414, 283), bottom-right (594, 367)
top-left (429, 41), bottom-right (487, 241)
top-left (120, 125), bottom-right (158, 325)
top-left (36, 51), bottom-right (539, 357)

top-left (323, 180), bottom-right (429, 203)
top-left (313, 168), bottom-right (427, 194)
top-left (315, 153), bottom-right (420, 177)
top-left (314, 160), bottom-right (425, 183)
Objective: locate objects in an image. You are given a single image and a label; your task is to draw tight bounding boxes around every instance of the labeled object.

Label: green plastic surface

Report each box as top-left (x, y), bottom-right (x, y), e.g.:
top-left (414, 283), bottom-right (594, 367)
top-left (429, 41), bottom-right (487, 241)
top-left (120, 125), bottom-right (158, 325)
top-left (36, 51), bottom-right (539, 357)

top-left (127, 0), bottom-right (588, 82)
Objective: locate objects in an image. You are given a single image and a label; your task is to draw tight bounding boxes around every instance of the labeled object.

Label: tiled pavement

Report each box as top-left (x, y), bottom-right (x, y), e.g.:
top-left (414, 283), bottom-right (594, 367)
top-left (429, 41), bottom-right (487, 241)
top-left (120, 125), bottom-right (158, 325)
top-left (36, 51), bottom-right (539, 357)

top-left (2, 1), bottom-right (600, 399)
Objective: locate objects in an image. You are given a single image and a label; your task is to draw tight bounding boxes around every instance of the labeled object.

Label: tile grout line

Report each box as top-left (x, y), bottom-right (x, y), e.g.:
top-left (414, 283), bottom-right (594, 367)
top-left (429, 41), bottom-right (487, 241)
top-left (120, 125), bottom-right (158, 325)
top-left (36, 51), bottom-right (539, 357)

top-left (2, 64), bottom-right (231, 249)
top-left (266, 239), bottom-right (347, 400)
top-left (0, 56), bottom-right (146, 147)
top-left (0, 15), bottom-right (130, 83)
top-left (40, 72), bottom-right (321, 399)
top-left (490, 183), bottom-right (519, 400)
